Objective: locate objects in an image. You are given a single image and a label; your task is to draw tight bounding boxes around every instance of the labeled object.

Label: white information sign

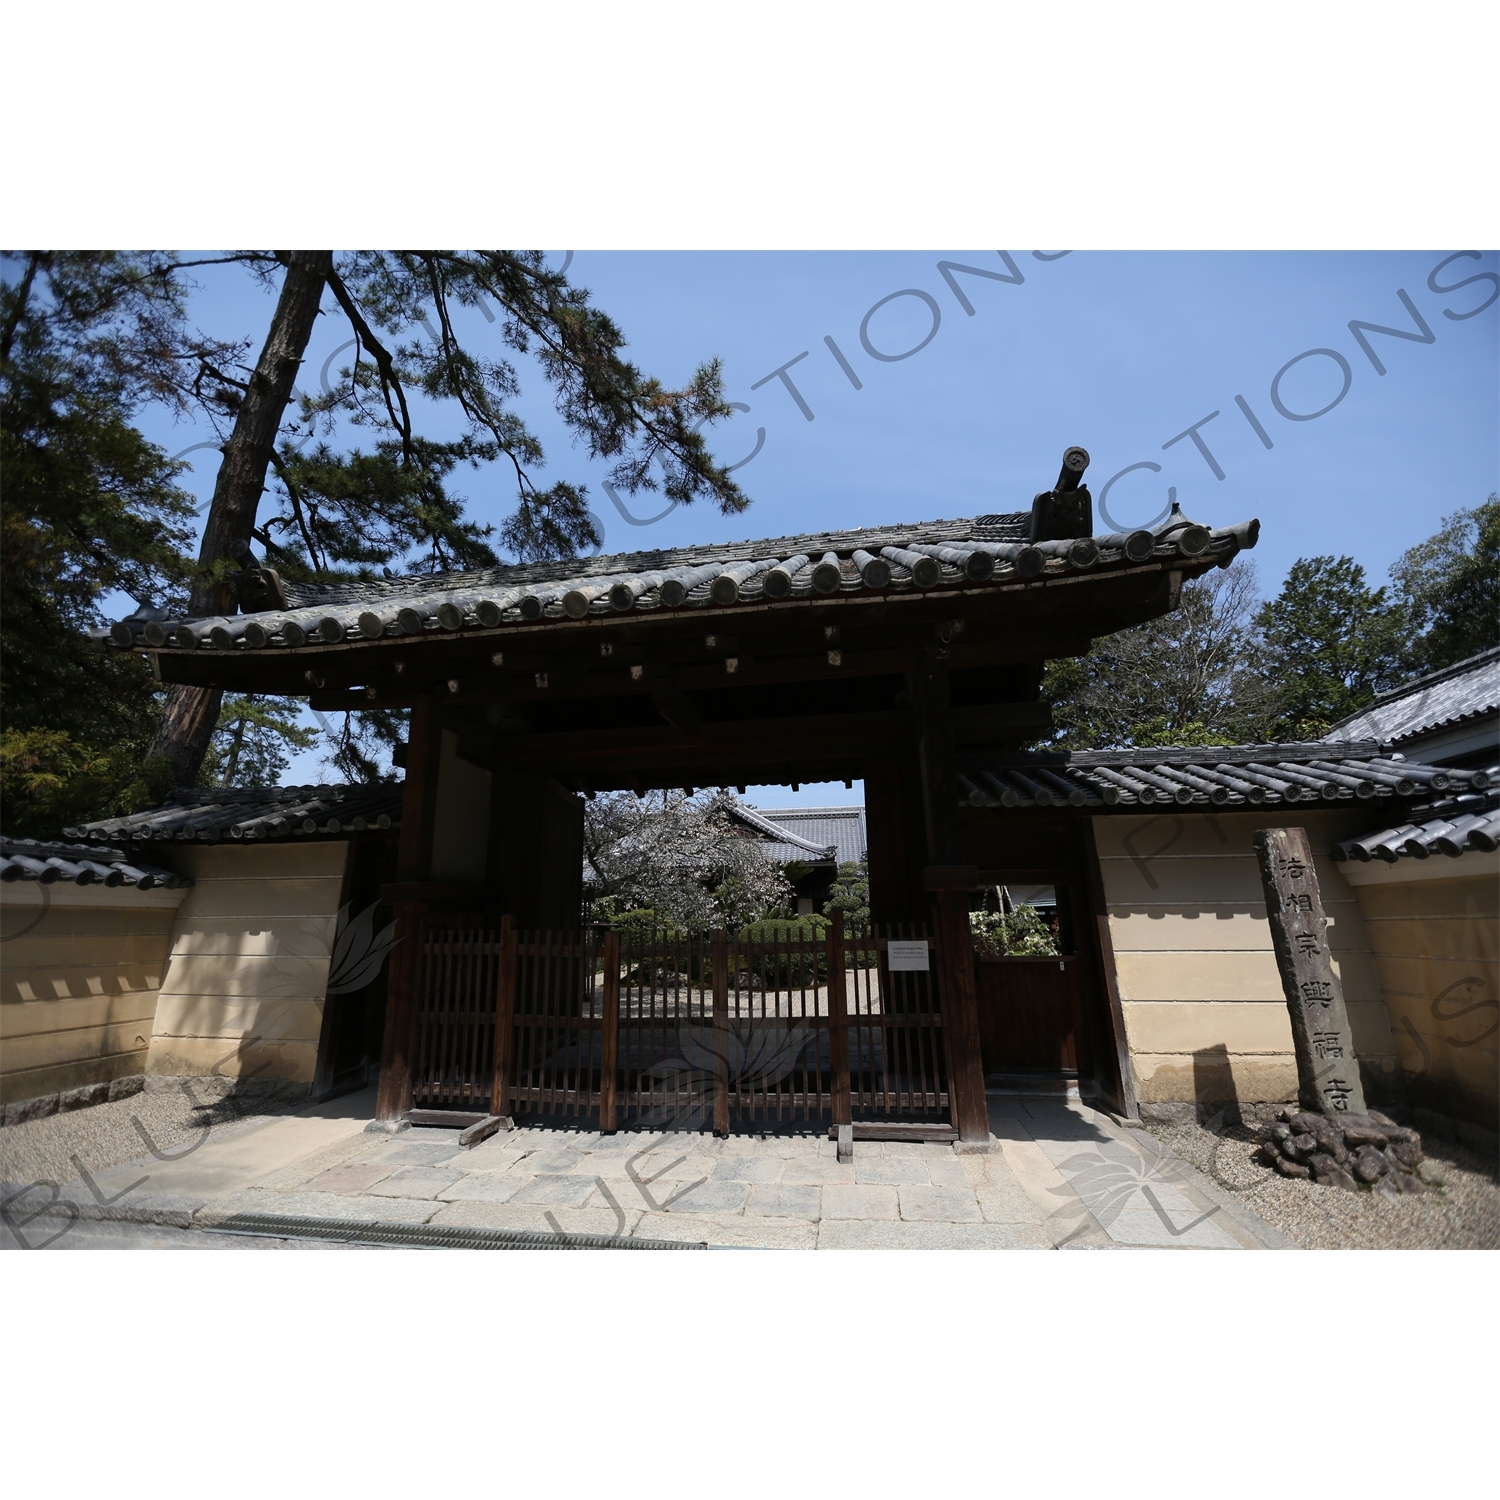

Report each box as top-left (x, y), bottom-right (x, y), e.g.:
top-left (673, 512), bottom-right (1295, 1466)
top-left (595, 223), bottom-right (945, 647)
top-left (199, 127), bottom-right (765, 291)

top-left (886, 939), bottom-right (930, 972)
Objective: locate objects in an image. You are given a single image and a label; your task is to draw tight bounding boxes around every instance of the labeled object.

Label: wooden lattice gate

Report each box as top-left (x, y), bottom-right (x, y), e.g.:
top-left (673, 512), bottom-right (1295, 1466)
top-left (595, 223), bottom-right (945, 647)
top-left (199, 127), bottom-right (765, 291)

top-left (406, 919), bottom-right (950, 1130)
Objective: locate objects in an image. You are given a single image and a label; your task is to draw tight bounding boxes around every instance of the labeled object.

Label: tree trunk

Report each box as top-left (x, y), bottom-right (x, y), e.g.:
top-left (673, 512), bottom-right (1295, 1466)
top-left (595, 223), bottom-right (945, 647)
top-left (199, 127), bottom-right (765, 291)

top-left (148, 251), bottom-right (333, 786)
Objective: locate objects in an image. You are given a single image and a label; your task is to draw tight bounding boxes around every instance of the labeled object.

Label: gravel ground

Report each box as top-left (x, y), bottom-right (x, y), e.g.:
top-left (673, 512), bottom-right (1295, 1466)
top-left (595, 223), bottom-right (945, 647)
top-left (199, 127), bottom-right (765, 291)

top-left (0, 1077), bottom-right (310, 1190)
top-left (1142, 1110), bottom-right (1499, 1250)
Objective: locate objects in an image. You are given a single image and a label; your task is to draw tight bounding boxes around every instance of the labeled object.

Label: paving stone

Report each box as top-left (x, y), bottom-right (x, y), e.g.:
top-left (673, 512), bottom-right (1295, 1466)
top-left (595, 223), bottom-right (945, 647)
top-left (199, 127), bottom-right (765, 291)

top-left (305, 1162), bottom-right (393, 1195)
top-left (878, 1140), bottom-right (959, 1160)
top-left (622, 1151), bottom-right (718, 1184)
top-left (821, 1183), bottom-right (899, 1220)
top-left (898, 1185), bottom-right (983, 1222)
top-left (781, 1158), bottom-right (857, 1185)
top-left (925, 1158), bottom-right (972, 1189)
top-left (745, 1183), bottom-right (822, 1219)
top-left (634, 1212), bottom-right (816, 1249)
top-left (709, 1156), bottom-right (784, 1183)
top-left (216, 1189), bottom-right (440, 1224)
top-left (1100, 1207), bottom-right (1243, 1250)
top-left (970, 1175), bottom-right (1046, 1225)
top-left (367, 1167), bottom-right (463, 1199)
top-left (660, 1179), bottom-right (750, 1214)
top-left (817, 1219), bottom-right (1051, 1249)
top-left (364, 1141), bottom-right (464, 1167)
top-left (437, 1173), bottom-right (529, 1204)
top-left (521, 1149), bottom-right (586, 1174)
top-left (430, 1200), bottom-right (644, 1238)
top-left (457, 1137), bottom-right (530, 1170)
top-left (855, 1158), bottom-right (930, 1186)
top-left (507, 1174), bottom-right (600, 1207)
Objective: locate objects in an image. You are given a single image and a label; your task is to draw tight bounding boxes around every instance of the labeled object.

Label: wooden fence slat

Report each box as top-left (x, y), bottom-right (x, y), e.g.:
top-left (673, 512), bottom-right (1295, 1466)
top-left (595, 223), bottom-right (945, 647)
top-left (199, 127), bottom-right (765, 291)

top-left (492, 915), bottom-right (515, 1116)
top-left (827, 923), bottom-right (851, 1128)
top-left (599, 929), bottom-right (620, 1132)
top-left (712, 929), bottom-right (729, 1137)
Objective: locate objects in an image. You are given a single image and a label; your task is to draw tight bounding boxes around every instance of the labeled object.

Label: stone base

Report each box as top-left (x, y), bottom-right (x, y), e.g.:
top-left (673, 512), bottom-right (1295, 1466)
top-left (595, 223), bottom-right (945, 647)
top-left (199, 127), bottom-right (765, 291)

top-left (2, 1073), bottom-right (147, 1128)
top-left (1257, 1109), bottom-right (1429, 1194)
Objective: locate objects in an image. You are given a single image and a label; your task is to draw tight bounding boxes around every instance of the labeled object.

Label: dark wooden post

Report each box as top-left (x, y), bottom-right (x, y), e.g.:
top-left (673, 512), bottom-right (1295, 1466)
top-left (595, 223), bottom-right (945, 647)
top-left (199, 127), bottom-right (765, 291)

top-left (1080, 818), bottom-right (1140, 1119)
top-left (933, 888), bottom-right (991, 1145)
top-left (376, 899), bottom-right (424, 1120)
top-left (491, 914), bottom-right (516, 1118)
top-left (826, 922), bottom-right (852, 1127)
top-left (599, 928), bottom-right (620, 1132)
top-left (375, 696), bottom-right (443, 1121)
top-left (911, 652), bottom-right (989, 1146)
top-left (1254, 826), bottom-right (1368, 1117)
top-left (711, 929), bottom-right (730, 1137)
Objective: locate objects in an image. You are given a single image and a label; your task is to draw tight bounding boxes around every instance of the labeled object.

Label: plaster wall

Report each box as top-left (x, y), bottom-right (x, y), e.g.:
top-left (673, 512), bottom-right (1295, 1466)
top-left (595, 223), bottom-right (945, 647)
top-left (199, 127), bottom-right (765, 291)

top-left (147, 842), bottom-right (350, 1084)
top-left (0, 883), bottom-right (186, 1104)
top-left (1095, 809), bottom-right (1397, 1106)
top-left (1338, 851), bottom-right (1498, 1130)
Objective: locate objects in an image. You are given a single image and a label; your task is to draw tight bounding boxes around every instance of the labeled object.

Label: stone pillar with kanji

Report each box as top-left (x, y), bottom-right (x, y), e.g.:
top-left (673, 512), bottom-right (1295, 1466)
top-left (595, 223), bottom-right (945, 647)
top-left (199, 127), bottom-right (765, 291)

top-left (1253, 825), bottom-right (1367, 1118)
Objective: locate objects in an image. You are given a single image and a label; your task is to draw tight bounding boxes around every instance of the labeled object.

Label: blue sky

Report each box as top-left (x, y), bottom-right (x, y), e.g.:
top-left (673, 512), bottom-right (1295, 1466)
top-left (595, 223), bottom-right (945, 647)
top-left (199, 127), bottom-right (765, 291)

top-left (132, 250), bottom-right (1499, 797)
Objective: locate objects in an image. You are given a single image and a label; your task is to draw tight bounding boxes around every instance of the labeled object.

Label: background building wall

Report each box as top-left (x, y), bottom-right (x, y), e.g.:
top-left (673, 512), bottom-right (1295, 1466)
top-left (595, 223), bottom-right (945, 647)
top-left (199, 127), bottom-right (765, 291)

top-left (1, 883), bottom-right (186, 1105)
top-left (1339, 852), bottom-right (1498, 1130)
top-left (1094, 809), bottom-right (1397, 1105)
top-left (147, 842), bottom-right (351, 1084)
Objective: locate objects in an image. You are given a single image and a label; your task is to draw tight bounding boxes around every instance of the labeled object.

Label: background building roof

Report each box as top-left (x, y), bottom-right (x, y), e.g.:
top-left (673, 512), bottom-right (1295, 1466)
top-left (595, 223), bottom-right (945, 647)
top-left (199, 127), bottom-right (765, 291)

top-left (1327, 647), bottom-right (1500, 746)
top-left (736, 805), bottom-right (868, 865)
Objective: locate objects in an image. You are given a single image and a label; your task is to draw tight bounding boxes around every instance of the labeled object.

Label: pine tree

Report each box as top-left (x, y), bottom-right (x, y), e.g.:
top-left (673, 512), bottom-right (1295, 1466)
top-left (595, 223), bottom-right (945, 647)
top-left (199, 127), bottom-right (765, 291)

top-left (145, 251), bottom-right (750, 784)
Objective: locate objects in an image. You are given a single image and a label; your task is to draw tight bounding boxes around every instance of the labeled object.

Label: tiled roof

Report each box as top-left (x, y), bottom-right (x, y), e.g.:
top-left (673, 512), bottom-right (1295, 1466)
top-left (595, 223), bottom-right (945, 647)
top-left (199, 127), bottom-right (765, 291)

top-left (1327, 647), bottom-right (1500, 746)
top-left (728, 803), bottom-right (837, 858)
top-left (105, 508), bottom-right (1259, 654)
top-left (66, 784), bottom-right (403, 845)
top-left (746, 806), bottom-right (869, 866)
top-left (1332, 792), bottom-right (1500, 863)
top-left (954, 744), bottom-right (1494, 811)
top-left (0, 838), bottom-right (190, 889)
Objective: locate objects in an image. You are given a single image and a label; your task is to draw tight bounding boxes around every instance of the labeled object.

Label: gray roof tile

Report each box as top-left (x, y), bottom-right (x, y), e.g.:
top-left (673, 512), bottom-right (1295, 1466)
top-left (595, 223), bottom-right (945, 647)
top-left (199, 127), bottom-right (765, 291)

top-left (66, 784), bottom-right (402, 846)
top-left (955, 744), bottom-right (1494, 810)
top-left (1327, 647), bottom-right (1500, 745)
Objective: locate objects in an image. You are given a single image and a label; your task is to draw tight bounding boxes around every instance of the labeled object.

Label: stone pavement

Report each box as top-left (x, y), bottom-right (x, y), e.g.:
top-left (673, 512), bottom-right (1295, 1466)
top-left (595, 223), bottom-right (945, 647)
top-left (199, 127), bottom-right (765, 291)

top-left (8, 1088), bottom-right (1292, 1250)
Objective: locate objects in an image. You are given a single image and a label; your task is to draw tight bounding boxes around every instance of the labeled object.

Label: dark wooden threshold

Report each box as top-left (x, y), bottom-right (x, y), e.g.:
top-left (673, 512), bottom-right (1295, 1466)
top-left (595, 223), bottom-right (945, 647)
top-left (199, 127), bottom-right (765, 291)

top-left (831, 1121), bottom-right (959, 1143)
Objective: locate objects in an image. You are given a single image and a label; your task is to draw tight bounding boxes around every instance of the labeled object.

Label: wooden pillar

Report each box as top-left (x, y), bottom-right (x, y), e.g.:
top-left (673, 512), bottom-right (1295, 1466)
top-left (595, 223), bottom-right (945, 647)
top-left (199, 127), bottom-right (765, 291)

top-left (598, 929), bottom-right (620, 1132)
top-left (375, 696), bottom-right (442, 1120)
top-left (933, 888), bottom-right (990, 1145)
top-left (826, 922), bottom-right (851, 1127)
top-left (911, 653), bottom-right (988, 1144)
top-left (1080, 818), bottom-right (1139, 1119)
top-left (491, 914), bottom-right (516, 1118)
top-left (711, 929), bottom-right (730, 1137)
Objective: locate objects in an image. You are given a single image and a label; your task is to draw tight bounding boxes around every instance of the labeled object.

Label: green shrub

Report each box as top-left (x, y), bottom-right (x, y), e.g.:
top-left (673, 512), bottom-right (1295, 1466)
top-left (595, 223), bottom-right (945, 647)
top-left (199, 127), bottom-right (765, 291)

top-left (970, 905), bottom-right (1059, 958)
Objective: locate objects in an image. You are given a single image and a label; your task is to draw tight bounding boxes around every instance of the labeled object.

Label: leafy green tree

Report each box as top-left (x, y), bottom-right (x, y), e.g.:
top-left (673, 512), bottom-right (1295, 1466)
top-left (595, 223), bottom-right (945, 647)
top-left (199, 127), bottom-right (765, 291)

top-left (0, 253), bottom-right (202, 834)
top-left (200, 695), bottom-right (320, 788)
top-left (1038, 564), bottom-right (1273, 749)
top-left (1252, 556), bottom-right (1406, 738)
top-left (1388, 497), bottom-right (1500, 675)
top-left (823, 860), bottom-right (870, 936)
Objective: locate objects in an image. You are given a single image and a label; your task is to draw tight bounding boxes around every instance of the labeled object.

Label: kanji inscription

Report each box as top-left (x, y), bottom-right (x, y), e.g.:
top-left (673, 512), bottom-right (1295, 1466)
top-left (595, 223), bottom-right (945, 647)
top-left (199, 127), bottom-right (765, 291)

top-left (1253, 825), bottom-right (1367, 1117)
